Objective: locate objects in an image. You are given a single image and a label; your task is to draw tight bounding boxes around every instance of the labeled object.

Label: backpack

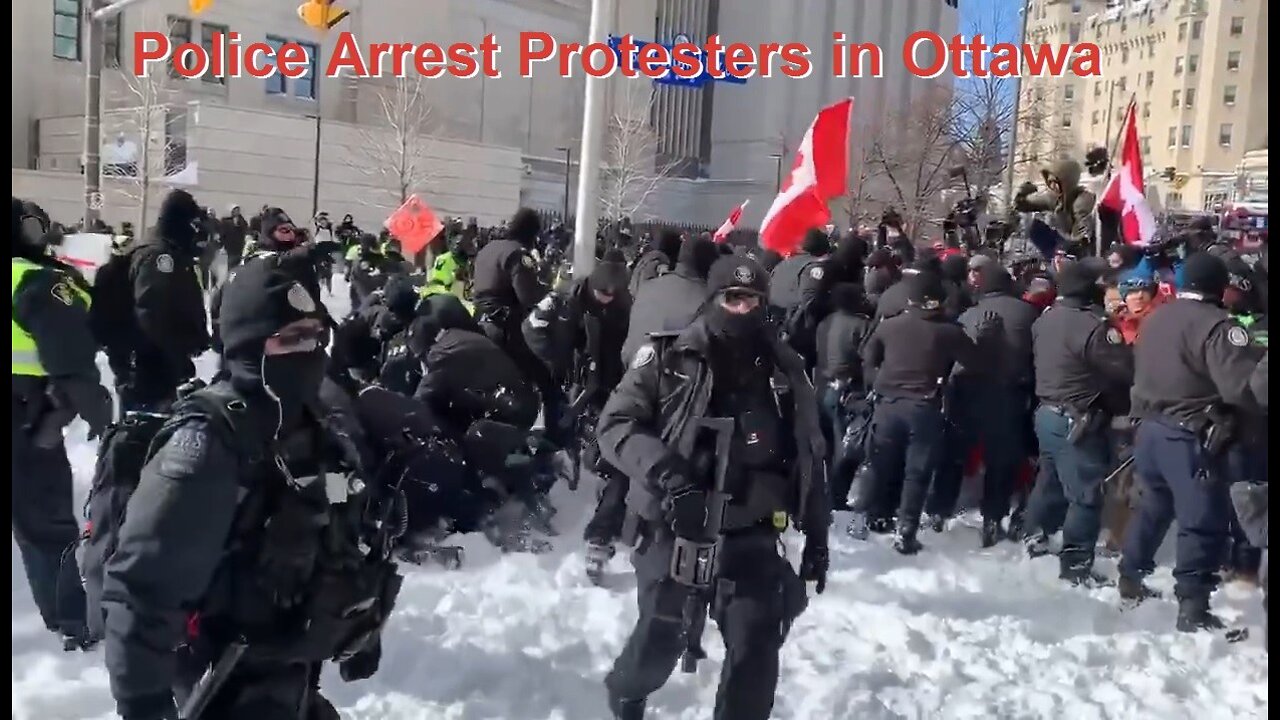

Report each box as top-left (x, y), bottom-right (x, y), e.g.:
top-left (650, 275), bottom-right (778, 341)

top-left (89, 248), bottom-right (138, 350)
top-left (79, 388), bottom-right (246, 640)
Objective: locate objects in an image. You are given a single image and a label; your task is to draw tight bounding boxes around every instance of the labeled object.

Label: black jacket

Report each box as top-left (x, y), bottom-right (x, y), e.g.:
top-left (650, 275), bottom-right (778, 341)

top-left (471, 238), bottom-right (546, 317)
top-left (596, 318), bottom-right (830, 536)
top-left (814, 309), bottom-right (873, 387)
top-left (1032, 298), bottom-right (1134, 412)
top-left (416, 327), bottom-right (540, 431)
top-left (628, 249), bottom-right (671, 297)
top-left (956, 291), bottom-right (1040, 388)
top-left (620, 265), bottom-right (708, 366)
top-left (522, 277), bottom-right (630, 398)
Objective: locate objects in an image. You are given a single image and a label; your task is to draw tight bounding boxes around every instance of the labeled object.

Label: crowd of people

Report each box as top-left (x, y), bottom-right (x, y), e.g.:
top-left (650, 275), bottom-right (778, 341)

top-left (9, 155), bottom-right (1269, 719)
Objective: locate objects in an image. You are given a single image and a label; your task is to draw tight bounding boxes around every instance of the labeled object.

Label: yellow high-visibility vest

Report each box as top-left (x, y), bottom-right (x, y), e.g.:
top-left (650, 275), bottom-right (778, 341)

top-left (11, 257), bottom-right (91, 376)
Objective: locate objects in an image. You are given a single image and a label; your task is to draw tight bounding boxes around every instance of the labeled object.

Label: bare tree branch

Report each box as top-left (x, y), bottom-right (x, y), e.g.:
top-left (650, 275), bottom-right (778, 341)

top-left (348, 75), bottom-right (438, 210)
top-left (598, 81), bottom-right (679, 222)
top-left (104, 14), bottom-right (187, 230)
top-left (864, 89), bottom-right (964, 239)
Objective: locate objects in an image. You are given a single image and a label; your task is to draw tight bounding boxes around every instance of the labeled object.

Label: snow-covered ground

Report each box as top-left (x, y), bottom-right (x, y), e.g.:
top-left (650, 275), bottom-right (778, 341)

top-left (12, 279), bottom-right (1269, 720)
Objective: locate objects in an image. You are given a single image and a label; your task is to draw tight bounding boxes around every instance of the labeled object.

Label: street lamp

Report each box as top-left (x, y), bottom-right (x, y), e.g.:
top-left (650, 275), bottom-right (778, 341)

top-left (556, 146), bottom-right (572, 222)
top-left (306, 114), bottom-right (322, 218)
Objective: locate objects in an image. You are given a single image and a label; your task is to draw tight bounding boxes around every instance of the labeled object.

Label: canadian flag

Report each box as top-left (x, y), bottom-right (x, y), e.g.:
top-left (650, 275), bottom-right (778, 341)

top-left (759, 98), bottom-right (853, 256)
top-left (1098, 100), bottom-right (1158, 247)
top-left (712, 199), bottom-right (749, 243)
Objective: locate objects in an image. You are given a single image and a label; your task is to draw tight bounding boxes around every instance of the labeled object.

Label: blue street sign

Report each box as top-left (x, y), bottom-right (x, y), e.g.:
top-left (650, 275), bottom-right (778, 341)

top-left (606, 35), bottom-right (749, 88)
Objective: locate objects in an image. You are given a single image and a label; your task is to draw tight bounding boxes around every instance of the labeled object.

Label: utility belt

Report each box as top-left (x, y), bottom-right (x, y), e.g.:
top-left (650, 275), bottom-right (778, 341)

top-left (1040, 402), bottom-right (1105, 445)
top-left (1155, 408), bottom-right (1239, 457)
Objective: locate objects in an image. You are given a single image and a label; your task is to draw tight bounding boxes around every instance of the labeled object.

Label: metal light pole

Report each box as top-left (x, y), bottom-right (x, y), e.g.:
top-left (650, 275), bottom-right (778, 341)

top-left (309, 114), bottom-right (322, 218)
top-left (769, 153), bottom-right (784, 194)
top-left (556, 146), bottom-right (572, 221)
top-left (1001, 0), bottom-right (1033, 213)
top-left (571, 0), bottom-right (617, 278)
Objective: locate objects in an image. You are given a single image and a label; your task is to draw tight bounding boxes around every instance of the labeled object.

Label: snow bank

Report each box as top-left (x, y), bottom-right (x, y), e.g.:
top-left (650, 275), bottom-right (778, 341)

top-left (11, 279), bottom-right (1268, 720)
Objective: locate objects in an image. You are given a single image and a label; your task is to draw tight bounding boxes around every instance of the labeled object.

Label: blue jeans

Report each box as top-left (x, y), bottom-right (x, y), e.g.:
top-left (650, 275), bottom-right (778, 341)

top-left (1025, 405), bottom-right (1109, 569)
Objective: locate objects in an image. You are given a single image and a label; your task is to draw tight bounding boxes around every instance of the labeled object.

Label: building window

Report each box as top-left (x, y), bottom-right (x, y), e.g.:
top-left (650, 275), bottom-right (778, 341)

top-left (200, 23), bottom-right (229, 84)
top-left (168, 16), bottom-right (192, 77)
top-left (1061, 115), bottom-right (1072, 129)
top-left (53, 0), bottom-right (81, 61)
top-left (1146, 70), bottom-right (1154, 87)
top-left (1188, 55), bottom-right (1198, 73)
top-left (103, 12), bottom-right (122, 67)
top-left (1167, 126), bottom-right (1177, 147)
top-left (1171, 90), bottom-right (1181, 108)
top-left (1177, 22), bottom-right (1187, 41)
top-left (1142, 101), bottom-right (1150, 119)
top-left (1181, 125), bottom-right (1192, 147)
top-left (1174, 56), bottom-right (1184, 75)
top-left (1184, 88), bottom-right (1195, 108)
top-left (1191, 20), bottom-right (1202, 39)
top-left (1069, 23), bottom-right (1080, 43)
top-left (1064, 85), bottom-right (1075, 101)
top-left (1121, 47), bottom-right (1129, 63)
top-left (1117, 76), bottom-right (1126, 92)
top-left (1091, 110), bottom-right (1099, 125)
top-left (1226, 52), bottom-right (1241, 71)
top-left (1094, 81), bottom-right (1102, 98)
top-left (1230, 17), bottom-right (1244, 37)
top-left (1141, 136), bottom-right (1151, 155)
top-left (265, 36), bottom-right (319, 99)
top-left (1219, 123), bottom-right (1233, 146)
top-left (1223, 85), bottom-right (1237, 105)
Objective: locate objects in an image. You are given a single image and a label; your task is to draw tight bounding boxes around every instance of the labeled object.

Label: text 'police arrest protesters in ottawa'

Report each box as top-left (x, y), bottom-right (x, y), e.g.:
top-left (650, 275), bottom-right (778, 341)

top-left (92, 254), bottom-right (402, 720)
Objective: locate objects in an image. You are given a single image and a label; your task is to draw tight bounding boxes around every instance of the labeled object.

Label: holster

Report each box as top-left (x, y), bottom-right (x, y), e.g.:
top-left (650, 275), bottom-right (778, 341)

top-left (1065, 406), bottom-right (1103, 445)
top-left (1199, 406), bottom-right (1239, 457)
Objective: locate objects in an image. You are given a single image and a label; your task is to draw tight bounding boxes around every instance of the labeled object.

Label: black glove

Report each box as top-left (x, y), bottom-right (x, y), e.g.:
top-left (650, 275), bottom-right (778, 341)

top-left (257, 507), bottom-right (322, 608)
top-left (664, 487), bottom-right (708, 539)
top-left (117, 692), bottom-right (178, 720)
top-left (800, 535), bottom-right (829, 594)
top-left (1017, 181), bottom-right (1038, 198)
top-left (339, 637), bottom-right (383, 682)
top-left (57, 378), bottom-right (112, 440)
top-left (975, 310), bottom-right (1004, 338)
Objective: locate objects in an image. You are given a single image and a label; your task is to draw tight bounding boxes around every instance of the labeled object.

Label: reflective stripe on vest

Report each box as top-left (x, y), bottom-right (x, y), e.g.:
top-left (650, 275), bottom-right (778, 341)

top-left (11, 257), bottom-right (91, 376)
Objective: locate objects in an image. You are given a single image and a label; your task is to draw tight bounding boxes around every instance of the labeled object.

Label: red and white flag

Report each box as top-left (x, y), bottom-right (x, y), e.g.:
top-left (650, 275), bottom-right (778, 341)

top-left (760, 98), bottom-right (853, 256)
top-left (712, 199), bottom-right (749, 243)
top-left (1098, 100), bottom-right (1157, 247)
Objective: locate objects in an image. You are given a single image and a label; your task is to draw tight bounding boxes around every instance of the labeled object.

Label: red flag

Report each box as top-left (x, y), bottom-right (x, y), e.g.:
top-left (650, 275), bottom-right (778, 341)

top-left (759, 98), bottom-right (853, 256)
top-left (1098, 101), bottom-right (1157, 247)
top-left (713, 199), bottom-right (749, 243)
top-left (384, 194), bottom-right (444, 256)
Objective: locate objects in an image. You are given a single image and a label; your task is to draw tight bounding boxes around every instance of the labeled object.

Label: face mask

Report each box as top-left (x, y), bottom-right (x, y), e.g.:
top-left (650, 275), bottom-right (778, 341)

top-left (706, 303), bottom-right (765, 341)
top-left (262, 349), bottom-right (327, 420)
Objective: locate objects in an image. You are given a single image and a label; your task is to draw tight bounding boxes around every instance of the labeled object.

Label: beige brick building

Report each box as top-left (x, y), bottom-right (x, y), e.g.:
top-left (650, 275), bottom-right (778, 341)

top-left (1015, 0), bottom-right (1268, 211)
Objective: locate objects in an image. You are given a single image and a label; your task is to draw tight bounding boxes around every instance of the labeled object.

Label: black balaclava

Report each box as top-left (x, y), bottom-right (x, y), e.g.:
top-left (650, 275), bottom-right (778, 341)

top-left (655, 229), bottom-right (682, 265)
top-left (677, 235), bottom-right (720, 280)
top-left (219, 256), bottom-right (330, 430)
top-left (975, 263), bottom-right (1015, 295)
top-left (703, 255), bottom-right (769, 341)
top-left (12, 197), bottom-right (48, 261)
top-left (835, 233), bottom-right (867, 282)
top-left (906, 271), bottom-right (947, 314)
top-left (801, 228), bottom-right (832, 257)
top-left (1181, 252), bottom-right (1230, 303)
top-left (940, 254), bottom-right (969, 285)
top-left (588, 251), bottom-right (629, 299)
top-left (156, 189), bottom-right (202, 255)
top-left (408, 294), bottom-right (481, 359)
top-left (257, 207), bottom-right (303, 252)
top-left (508, 207), bottom-right (542, 248)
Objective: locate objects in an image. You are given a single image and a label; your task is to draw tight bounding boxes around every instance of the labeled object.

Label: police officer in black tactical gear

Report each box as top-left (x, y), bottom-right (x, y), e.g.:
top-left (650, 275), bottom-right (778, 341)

top-left (597, 255), bottom-right (829, 720)
top-left (768, 228), bottom-right (831, 320)
top-left (927, 262), bottom-right (1041, 545)
top-left (347, 232), bottom-right (396, 312)
top-left (861, 271), bottom-right (1001, 554)
top-left (621, 234), bottom-right (720, 365)
top-left (1021, 261), bottom-right (1134, 583)
top-left (523, 251), bottom-right (632, 565)
top-left (471, 208), bottom-right (558, 431)
top-left (814, 282), bottom-right (874, 508)
top-left (11, 198), bottom-right (112, 650)
top-left (119, 189), bottom-right (211, 411)
top-left (1119, 252), bottom-right (1265, 631)
top-left (327, 274), bottom-right (419, 394)
top-left (99, 254), bottom-right (401, 720)
top-left (629, 228), bottom-right (681, 297)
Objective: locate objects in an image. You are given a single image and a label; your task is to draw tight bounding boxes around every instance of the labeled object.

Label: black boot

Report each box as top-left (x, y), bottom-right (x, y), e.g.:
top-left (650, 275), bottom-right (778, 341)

top-left (893, 524), bottom-right (923, 556)
top-left (1118, 575), bottom-right (1161, 604)
top-left (1024, 532), bottom-right (1051, 559)
top-left (928, 514), bottom-right (947, 533)
top-left (980, 519), bottom-right (1005, 548)
top-left (1176, 596), bottom-right (1227, 633)
top-left (868, 516), bottom-right (896, 535)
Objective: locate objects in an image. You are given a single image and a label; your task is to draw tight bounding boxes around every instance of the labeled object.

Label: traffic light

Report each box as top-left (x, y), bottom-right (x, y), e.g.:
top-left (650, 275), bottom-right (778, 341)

top-left (190, 0), bottom-right (213, 14)
top-left (298, 0), bottom-right (350, 31)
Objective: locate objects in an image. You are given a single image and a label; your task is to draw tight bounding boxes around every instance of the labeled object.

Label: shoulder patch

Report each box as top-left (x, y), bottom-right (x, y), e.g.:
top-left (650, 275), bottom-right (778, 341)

top-left (631, 344), bottom-right (657, 370)
top-left (50, 281), bottom-right (75, 307)
top-left (287, 283), bottom-right (316, 312)
top-left (521, 254), bottom-right (536, 269)
top-left (535, 294), bottom-right (556, 312)
top-left (1226, 325), bottom-right (1250, 348)
top-left (1105, 327), bottom-right (1123, 345)
top-left (156, 253), bottom-right (174, 273)
top-left (809, 266), bottom-right (825, 280)
top-left (158, 425), bottom-right (208, 476)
